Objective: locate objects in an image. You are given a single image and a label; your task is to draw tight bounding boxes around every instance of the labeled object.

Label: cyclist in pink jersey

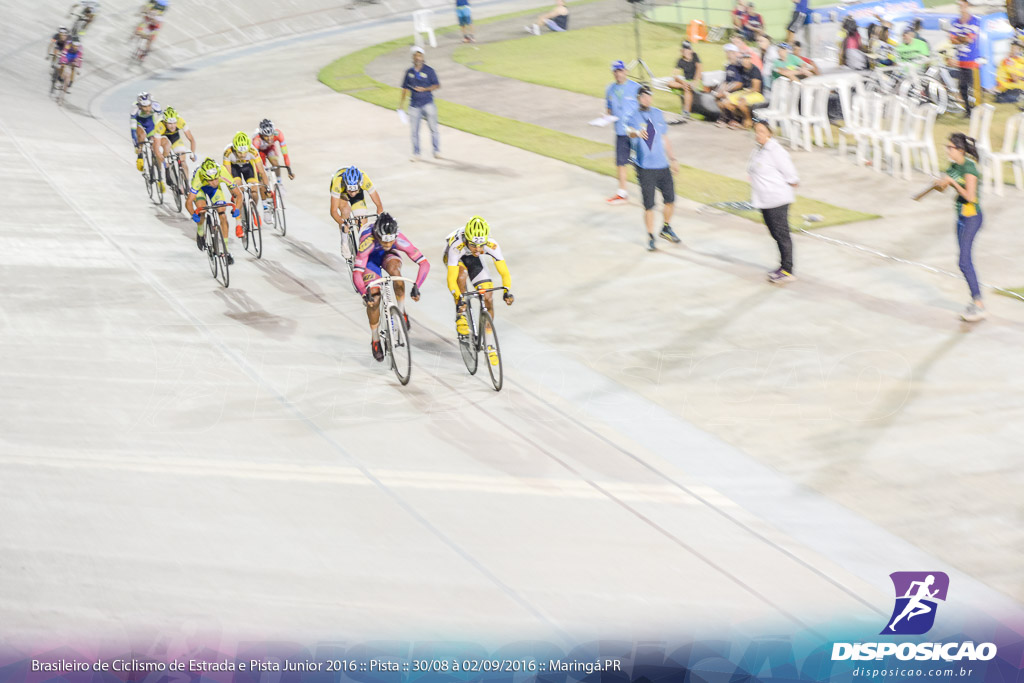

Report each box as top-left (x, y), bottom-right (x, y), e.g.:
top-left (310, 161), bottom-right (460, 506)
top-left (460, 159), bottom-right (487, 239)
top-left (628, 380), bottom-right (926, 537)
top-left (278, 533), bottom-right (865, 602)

top-left (353, 213), bottom-right (430, 361)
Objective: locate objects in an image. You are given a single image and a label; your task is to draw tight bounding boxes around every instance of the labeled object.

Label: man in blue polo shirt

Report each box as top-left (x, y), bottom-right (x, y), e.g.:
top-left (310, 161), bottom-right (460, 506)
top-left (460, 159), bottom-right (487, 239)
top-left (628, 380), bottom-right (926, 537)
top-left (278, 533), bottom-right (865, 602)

top-left (626, 85), bottom-right (681, 251)
top-left (605, 60), bottom-right (640, 206)
top-left (399, 46), bottom-right (441, 160)
top-left (950, 0), bottom-right (981, 116)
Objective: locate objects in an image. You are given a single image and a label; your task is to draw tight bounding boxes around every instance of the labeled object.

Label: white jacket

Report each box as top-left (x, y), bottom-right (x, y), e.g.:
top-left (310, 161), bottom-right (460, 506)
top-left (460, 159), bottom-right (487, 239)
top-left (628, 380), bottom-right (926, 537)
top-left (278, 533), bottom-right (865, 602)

top-left (747, 137), bottom-right (799, 209)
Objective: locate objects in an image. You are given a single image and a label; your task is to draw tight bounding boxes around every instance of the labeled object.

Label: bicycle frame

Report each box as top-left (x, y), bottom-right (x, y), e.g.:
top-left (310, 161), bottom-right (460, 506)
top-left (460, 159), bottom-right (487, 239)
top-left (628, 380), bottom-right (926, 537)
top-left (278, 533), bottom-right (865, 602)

top-left (459, 286), bottom-right (508, 350)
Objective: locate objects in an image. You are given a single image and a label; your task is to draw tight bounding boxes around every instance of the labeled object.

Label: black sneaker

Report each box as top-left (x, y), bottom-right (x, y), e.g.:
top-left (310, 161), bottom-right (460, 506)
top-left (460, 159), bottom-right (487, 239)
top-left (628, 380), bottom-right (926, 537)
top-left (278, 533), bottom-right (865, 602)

top-left (659, 224), bottom-right (681, 243)
top-left (196, 232), bottom-right (205, 251)
top-left (371, 340), bottom-right (384, 362)
top-left (225, 253), bottom-right (234, 266)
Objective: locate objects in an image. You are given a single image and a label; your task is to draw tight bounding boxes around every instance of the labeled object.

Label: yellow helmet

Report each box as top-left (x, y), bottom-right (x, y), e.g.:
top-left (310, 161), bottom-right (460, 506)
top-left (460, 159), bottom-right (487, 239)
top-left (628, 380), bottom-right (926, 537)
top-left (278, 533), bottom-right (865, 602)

top-left (162, 106), bottom-right (179, 124)
top-left (198, 157), bottom-right (219, 182)
top-left (464, 216), bottom-right (489, 245)
top-left (232, 131), bottom-right (251, 152)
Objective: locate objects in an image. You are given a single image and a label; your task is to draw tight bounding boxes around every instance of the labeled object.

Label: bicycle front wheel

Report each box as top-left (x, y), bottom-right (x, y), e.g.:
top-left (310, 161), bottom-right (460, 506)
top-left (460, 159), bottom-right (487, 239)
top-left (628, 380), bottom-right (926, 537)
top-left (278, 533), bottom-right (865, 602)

top-left (479, 309), bottom-right (503, 391)
top-left (214, 228), bottom-right (229, 288)
top-left (275, 187), bottom-right (287, 236)
top-left (459, 308), bottom-right (479, 376)
top-left (168, 162), bottom-right (182, 213)
top-left (148, 154), bottom-right (163, 205)
top-left (387, 305), bottom-right (411, 385)
top-left (205, 221), bottom-right (218, 279)
top-left (346, 231), bottom-right (360, 294)
top-left (250, 199), bottom-right (263, 259)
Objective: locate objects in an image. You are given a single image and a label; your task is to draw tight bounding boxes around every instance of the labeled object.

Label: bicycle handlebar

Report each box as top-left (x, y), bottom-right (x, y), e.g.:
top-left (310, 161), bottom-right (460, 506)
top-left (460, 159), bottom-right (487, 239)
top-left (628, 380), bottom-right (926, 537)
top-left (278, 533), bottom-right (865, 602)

top-left (365, 275), bottom-right (416, 289)
top-left (460, 286), bottom-right (509, 298)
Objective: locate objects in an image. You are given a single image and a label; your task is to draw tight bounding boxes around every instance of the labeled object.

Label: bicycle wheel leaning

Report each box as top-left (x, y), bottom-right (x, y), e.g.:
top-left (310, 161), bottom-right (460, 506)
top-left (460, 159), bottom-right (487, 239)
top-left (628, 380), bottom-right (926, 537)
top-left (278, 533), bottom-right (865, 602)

top-left (478, 309), bottom-right (503, 391)
top-left (386, 305), bottom-right (412, 385)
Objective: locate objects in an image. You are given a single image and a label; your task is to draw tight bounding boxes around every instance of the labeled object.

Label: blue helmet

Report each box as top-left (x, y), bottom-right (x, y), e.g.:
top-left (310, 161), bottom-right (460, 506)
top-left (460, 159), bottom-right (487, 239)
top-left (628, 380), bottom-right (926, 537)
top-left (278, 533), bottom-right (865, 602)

top-left (342, 166), bottom-right (362, 190)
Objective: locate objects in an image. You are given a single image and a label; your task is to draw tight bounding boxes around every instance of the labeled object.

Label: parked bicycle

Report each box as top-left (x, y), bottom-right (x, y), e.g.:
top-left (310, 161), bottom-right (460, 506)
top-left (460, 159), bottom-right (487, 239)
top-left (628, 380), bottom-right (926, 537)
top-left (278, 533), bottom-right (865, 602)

top-left (457, 286), bottom-right (506, 391)
top-left (341, 208), bottom-right (376, 294)
top-left (196, 204), bottom-right (230, 288)
top-left (237, 181), bottom-right (265, 259)
top-left (365, 273), bottom-right (414, 385)
top-left (163, 151), bottom-right (191, 213)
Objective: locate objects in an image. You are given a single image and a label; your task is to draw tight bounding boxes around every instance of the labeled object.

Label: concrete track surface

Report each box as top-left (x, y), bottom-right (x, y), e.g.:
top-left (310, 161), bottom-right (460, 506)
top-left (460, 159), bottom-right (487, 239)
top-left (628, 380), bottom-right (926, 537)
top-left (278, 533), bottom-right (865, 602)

top-left (1, 0), bottom-right (1021, 647)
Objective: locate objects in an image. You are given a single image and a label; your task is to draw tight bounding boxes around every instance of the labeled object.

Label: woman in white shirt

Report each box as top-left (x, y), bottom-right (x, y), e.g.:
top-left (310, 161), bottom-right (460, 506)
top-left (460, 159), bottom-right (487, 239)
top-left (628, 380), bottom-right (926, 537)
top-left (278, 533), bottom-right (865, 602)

top-left (748, 116), bottom-right (800, 283)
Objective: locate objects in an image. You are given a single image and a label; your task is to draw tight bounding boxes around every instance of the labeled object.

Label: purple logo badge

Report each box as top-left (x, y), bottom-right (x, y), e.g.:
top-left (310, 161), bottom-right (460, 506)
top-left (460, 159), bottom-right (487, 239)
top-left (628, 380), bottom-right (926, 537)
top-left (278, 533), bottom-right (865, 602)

top-left (882, 572), bottom-right (949, 635)
top-left (644, 119), bottom-right (656, 150)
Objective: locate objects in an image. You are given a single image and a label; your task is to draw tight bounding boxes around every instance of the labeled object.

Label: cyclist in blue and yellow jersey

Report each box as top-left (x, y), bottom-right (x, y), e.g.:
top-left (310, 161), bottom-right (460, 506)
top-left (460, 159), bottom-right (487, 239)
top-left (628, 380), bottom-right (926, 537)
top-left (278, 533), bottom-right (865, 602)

top-left (152, 106), bottom-right (197, 187)
top-left (443, 216), bottom-right (514, 347)
top-left (222, 131), bottom-right (273, 229)
top-left (130, 91), bottom-right (163, 173)
top-left (330, 166), bottom-right (384, 258)
top-left (185, 158), bottom-right (243, 265)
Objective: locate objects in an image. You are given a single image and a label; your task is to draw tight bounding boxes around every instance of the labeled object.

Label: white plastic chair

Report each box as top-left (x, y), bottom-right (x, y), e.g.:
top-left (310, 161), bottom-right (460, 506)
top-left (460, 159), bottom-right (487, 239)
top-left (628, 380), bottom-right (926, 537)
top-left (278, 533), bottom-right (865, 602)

top-left (839, 92), bottom-right (880, 165)
top-left (891, 103), bottom-right (938, 180)
top-left (882, 99), bottom-right (918, 176)
top-left (760, 77), bottom-right (792, 134)
top-left (973, 103), bottom-right (995, 169)
top-left (986, 112), bottom-right (1024, 196)
top-left (868, 96), bottom-right (906, 173)
top-left (783, 80), bottom-right (805, 149)
top-left (412, 9), bottom-right (437, 48)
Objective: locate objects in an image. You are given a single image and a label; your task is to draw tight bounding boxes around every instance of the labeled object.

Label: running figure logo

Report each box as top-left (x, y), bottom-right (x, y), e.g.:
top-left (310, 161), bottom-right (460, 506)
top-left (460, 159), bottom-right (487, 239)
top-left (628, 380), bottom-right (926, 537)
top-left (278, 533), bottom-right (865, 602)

top-left (882, 572), bottom-right (949, 635)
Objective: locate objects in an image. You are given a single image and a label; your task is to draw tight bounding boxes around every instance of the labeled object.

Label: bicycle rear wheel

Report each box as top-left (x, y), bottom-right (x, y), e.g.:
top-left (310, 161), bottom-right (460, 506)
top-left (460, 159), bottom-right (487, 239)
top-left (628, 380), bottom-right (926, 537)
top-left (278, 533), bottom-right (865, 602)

top-left (479, 309), bottom-right (503, 391)
top-left (387, 305), bottom-right (411, 385)
top-left (249, 198), bottom-right (263, 259)
top-left (346, 230), bottom-right (360, 294)
top-left (148, 152), bottom-right (163, 205)
top-left (274, 186), bottom-right (287, 236)
top-left (459, 306), bottom-right (479, 375)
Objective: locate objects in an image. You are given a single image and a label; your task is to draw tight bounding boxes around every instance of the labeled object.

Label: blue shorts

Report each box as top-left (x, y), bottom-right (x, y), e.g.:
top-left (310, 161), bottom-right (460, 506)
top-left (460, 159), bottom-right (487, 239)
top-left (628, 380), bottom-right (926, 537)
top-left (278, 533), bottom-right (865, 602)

top-left (456, 5), bottom-right (472, 26)
top-left (364, 248), bottom-right (401, 279)
top-left (615, 135), bottom-right (632, 166)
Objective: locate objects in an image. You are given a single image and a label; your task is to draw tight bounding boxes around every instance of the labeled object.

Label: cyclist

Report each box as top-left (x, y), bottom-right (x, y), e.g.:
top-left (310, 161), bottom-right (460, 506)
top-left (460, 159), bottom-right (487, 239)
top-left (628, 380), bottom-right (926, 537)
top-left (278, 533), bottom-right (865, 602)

top-left (330, 166), bottom-right (383, 259)
top-left (134, 10), bottom-right (161, 59)
top-left (144, 0), bottom-right (169, 14)
top-left (352, 213), bottom-right (430, 362)
top-left (48, 27), bottom-right (71, 62)
top-left (222, 131), bottom-right (273, 230)
top-left (443, 216), bottom-right (513, 358)
top-left (252, 119), bottom-right (294, 180)
top-left (57, 39), bottom-right (83, 93)
top-left (67, 1), bottom-right (99, 34)
top-left (186, 158), bottom-right (243, 265)
top-left (130, 91), bottom-right (163, 174)
top-left (152, 107), bottom-right (197, 190)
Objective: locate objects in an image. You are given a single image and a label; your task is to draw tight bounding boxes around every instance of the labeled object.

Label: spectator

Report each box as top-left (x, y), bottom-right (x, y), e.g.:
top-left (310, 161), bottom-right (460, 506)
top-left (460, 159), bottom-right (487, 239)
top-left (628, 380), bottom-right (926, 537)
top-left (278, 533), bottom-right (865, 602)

top-left (911, 18), bottom-right (929, 49)
top-left (950, 0), bottom-right (981, 115)
top-left (604, 60), bottom-right (641, 205)
top-left (756, 33), bottom-right (779, 94)
top-left (896, 27), bottom-right (929, 62)
top-left (749, 116), bottom-right (799, 284)
top-left (772, 42), bottom-right (811, 82)
top-left (732, 0), bottom-right (749, 37)
top-left (455, 0), bottom-right (474, 43)
top-left (744, 2), bottom-right (764, 39)
top-left (714, 44), bottom-right (746, 120)
top-left (666, 41), bottom-right (702, 117)
top-left (399, 46), bottom-right (441, 161)
top-left (839, 15), bottom-right (867, 70)
top-left (718, 52), bottom-right (764, 129)
top-left (525, 0), bottom-right (569, 35)
top-left (625, 85), bottom-right (681, 251)
top-left (785, 0), bottom-right (808, 44)
top-left (792, 41), bottom-right (820, 75)
top-left (995, 41), bottom-right (1024, 103)
top-left (867, 22), bottom-right (897, 66)
top-left (731, 33), bottom-right (762, 69)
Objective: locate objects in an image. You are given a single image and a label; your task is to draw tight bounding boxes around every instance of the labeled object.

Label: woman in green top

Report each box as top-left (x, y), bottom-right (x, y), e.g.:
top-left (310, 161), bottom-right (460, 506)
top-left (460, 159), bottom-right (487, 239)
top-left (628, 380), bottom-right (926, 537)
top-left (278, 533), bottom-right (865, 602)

top-left (932, 132), bottom-right (985, 321)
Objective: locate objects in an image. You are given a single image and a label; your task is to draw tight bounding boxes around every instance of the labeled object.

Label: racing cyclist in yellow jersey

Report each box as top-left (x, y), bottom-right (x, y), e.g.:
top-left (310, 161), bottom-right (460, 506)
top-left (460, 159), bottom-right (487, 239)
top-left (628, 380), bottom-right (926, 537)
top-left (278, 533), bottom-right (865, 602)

top-left (223, 131), bottom-right (273, 230)
top-left (445, 216), bottom-right (514, 353)
top-left (152, 107), bottom-right (196, 190)
top-left (330, 166), bottom-right (383, 259)
top-left (186, 157), bottom-right (243, 265)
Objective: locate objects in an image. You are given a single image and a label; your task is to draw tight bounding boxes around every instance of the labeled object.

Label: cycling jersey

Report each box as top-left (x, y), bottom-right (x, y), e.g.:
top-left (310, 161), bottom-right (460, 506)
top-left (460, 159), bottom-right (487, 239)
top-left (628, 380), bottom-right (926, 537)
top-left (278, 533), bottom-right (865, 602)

top-left (330, 168), bottom-right (376, 207)
top-left (442, 228), bottom-right (511, 298)
top-left (223, 144), bottom-right (259, 166)
top-left (252, 130), bottom-right (292, 168)
top-left (352, 226), bottom-right (429, 295)
top-left (130, 101), bottom-right (163, 138)
top-left (153, 116), bottom-right (188, 142)
top-left (188, 166), bottom-right (236, 205)
top-left (52, 34), bottom-right (69, 51)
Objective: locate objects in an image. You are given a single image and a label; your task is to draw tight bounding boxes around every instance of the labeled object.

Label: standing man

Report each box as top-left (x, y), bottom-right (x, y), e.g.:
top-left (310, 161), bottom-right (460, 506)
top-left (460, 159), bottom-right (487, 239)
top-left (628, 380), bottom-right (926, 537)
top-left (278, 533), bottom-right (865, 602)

top-left (626, 85), bottom-right (681, 251)
top-left (950, 0), bottom-right (981, 116)
top-left (456, 0), bottom-right (474, 43)
top-left (604, 60), bottom-right (640, 206)
top-left (399, 46), bottom-right (441, 161)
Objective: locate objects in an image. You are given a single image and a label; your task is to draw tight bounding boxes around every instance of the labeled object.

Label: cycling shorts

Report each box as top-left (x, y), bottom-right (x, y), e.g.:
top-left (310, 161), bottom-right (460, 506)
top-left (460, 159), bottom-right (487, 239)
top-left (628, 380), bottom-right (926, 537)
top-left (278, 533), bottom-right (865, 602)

top-left (443, 251), bottom-right (493, 289)
top-left (230, 162), bottom-right (257, 184)
top-left (194, 185), bottom-right (231, 205)
top-left (362, 248), bottom-right (402, 284)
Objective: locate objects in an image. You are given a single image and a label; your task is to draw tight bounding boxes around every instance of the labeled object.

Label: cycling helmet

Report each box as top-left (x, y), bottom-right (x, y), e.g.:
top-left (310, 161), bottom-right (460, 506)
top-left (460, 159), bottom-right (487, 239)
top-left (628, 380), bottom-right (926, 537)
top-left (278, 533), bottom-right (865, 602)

top-left (137, 91), bottom-right (152, 107)
top-left (198, 158), bottom-right (219, 182)
top-left (70, 39), bottom-right (81, 48)
top-left (58, 26), bottom-right (69, 34)
top-left (373, 212), bottom-right (399, 242)
top-left (232, 131), bottom-right (251, 152)
top-left (258, 118), bottom-right (275, 137)
top-left (463, 216), bottom-right (489, 245)
top-left (162, 106), bottom-right (178, 123)
top-left (342, 166), bottom-right (362, 191)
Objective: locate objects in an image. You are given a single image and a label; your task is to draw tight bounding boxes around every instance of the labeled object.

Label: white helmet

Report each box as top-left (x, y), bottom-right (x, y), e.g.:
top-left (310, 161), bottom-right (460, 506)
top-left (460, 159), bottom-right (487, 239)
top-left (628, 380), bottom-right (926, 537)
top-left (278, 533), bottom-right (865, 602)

top-left (137, 91), bottom-right (152, 107)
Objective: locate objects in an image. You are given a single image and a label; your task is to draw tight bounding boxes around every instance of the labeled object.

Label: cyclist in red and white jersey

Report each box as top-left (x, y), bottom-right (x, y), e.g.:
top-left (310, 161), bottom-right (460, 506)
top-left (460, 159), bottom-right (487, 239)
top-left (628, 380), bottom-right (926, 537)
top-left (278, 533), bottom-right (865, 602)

top-left (251, 119), bottom-right (295, 180)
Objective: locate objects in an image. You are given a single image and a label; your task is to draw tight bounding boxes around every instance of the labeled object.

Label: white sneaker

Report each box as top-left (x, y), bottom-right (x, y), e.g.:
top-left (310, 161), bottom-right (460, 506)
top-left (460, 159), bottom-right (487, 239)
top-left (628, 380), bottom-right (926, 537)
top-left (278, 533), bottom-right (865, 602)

top-left (432, 151), bottom-right (442, 160)
top-left (960, 302), bottom-right (987, 322)
top-left (410, 154), bottom-right (419, 162)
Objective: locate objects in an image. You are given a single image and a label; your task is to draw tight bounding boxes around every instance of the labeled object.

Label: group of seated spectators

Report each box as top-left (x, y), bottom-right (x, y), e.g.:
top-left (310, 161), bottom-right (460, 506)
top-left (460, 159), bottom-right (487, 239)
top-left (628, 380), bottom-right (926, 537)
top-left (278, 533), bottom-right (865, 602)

top-left (996, 40), bottom-right (1024, 103)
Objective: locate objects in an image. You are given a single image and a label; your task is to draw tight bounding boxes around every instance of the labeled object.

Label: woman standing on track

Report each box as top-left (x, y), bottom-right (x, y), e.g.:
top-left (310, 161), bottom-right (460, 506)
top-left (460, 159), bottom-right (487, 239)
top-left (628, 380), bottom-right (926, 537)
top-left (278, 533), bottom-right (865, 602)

top-left (748, 117), bottom-right (799, 283)
top-left (933, 132), bottom-right (985, 322)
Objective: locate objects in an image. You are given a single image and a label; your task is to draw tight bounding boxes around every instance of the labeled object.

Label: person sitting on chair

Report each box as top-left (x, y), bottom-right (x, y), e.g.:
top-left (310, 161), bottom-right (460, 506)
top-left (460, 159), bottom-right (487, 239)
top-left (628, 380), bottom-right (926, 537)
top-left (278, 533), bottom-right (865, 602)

top-left (525, 0), bottom-right (569, 35)
top-left (717, 52), bottom-right (764, 129)
top-left (792, 41), bottom-right (820, 75)
top-left (996, 40), bottom-right (1024, 103)
top-left (666, 41), bottom-right (703, 117)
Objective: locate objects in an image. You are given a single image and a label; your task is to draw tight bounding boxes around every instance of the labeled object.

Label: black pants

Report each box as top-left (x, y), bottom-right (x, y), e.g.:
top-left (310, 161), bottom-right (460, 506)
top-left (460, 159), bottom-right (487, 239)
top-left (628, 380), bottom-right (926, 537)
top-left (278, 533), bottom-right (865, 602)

top-left (762, 204), bottom-right (793, 273)
top-left (957, 66), bottom-right (975, 114)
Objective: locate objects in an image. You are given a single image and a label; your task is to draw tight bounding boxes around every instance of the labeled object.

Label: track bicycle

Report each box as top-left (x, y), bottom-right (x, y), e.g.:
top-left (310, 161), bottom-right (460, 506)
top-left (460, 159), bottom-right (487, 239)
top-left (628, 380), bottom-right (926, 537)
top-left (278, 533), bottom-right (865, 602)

top-left (365, 273), bottom-right (414, 385)
top-left (457, 286), bottom-right (506, 391)
top-left (196, 204), bottom-right (230, 288)
top-left (163, 151), bottom-right (191, 213)
top-left (341, 208), bottom-right (376, 294)
top-left (266, 162), bottom-right (290, 236)
top-left (137, 138), bottom-right (163, 204)
top-left (237, 181), bottom-right (265, 259)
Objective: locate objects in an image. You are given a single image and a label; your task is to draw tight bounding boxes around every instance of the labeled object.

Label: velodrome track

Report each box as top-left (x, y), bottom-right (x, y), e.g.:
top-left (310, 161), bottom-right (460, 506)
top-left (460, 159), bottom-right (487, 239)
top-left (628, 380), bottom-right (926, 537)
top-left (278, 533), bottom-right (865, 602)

top-left (1, 0), bottom-right (1022, 647)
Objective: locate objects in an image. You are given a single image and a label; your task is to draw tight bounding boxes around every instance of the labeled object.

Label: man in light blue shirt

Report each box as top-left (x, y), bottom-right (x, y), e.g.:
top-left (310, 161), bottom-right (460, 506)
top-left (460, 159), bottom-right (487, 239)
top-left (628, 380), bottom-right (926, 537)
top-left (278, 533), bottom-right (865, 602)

top-left (604, 60), bottom-right (640, 205)
top-left (626, 85), bottom-right (681, 251)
